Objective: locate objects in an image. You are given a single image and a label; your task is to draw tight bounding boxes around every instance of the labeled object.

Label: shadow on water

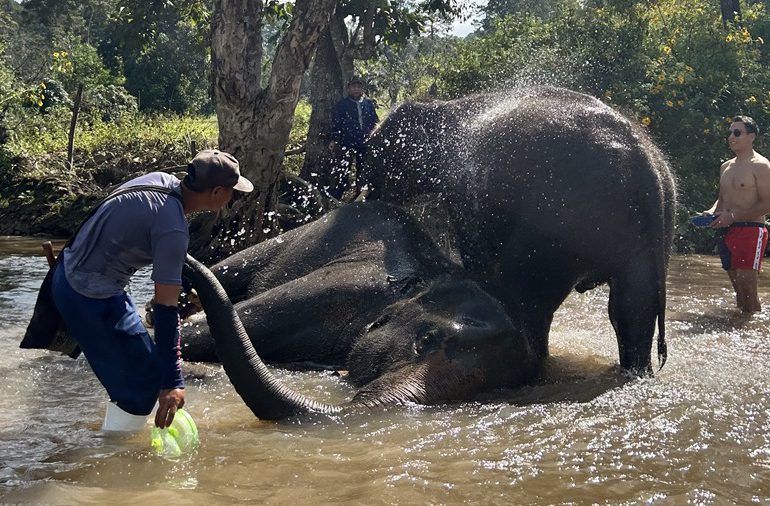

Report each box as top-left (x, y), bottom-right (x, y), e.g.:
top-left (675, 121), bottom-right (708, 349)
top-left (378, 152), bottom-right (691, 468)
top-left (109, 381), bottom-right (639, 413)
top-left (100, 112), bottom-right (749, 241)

top-left (490, 352), bottom-right (630, 406)
top-left (668, 307), bottom-right (769, 334)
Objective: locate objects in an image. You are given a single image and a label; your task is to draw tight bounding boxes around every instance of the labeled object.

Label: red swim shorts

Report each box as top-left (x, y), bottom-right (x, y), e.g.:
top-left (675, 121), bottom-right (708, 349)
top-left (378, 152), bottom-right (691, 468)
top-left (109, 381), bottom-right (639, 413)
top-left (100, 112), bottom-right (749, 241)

top-left (718, 223), bottom-right (769, 271)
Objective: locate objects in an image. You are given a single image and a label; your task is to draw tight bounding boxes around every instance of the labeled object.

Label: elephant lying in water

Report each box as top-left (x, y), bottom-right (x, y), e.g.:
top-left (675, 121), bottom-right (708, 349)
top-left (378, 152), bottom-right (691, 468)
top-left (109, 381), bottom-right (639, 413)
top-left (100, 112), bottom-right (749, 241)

top-left (181, 202), bottom-right (534, 418)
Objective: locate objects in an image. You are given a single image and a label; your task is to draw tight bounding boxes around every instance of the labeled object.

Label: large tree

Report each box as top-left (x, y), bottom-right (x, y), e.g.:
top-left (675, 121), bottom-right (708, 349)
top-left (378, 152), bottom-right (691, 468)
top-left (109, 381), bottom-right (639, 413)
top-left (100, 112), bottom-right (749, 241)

top-left (188, 0), bottom-right (336, 261)
top-left (299, 0), bottom-right (460, 195)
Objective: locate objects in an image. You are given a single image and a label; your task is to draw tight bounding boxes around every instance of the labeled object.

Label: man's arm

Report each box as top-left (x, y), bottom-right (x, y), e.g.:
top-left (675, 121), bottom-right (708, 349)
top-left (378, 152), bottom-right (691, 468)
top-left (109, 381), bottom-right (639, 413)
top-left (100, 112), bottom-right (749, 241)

top-left (155, 281), bottom-right (181, 306)
top-left (153, 281), bottom-right (185, 428)
top-left (370, 99), bottom-right (379, 125)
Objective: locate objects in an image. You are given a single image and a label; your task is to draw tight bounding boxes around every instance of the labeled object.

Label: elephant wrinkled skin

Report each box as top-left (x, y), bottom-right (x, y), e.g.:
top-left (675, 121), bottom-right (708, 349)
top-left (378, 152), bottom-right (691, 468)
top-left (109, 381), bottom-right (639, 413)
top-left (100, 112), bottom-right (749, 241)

top-left (181, 202), bottom-right (534, 418)
top-left (360, 86), bottom-right (676, 374)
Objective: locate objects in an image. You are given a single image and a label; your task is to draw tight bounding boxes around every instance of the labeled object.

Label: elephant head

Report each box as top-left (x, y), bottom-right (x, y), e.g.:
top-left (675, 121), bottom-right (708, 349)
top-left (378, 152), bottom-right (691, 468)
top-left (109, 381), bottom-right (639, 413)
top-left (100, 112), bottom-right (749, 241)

top-left (183, 254), bottom-right (533, 420)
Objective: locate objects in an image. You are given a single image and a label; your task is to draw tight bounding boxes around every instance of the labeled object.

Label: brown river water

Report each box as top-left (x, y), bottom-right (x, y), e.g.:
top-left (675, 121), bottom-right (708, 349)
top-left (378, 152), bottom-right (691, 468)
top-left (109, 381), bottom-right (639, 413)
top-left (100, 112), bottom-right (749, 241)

top-left (1, 236), bottom-right (769, 504)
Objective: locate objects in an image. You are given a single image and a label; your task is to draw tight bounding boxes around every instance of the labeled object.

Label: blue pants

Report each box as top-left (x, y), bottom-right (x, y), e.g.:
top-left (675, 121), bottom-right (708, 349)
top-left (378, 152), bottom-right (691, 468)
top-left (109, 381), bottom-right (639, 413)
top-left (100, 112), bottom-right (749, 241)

top-left (51, 257), bottom-right (161, 415)
top-left (329, 144), bottom-right (366, 200)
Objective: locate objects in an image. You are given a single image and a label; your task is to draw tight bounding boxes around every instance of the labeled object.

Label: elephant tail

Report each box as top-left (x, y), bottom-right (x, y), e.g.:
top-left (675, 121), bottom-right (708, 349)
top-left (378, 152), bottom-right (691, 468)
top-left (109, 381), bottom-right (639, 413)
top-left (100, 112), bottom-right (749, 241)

top-left (656, 258), bottom-right (667, 370)
top-left (636, 136), bottom-right (675, 371)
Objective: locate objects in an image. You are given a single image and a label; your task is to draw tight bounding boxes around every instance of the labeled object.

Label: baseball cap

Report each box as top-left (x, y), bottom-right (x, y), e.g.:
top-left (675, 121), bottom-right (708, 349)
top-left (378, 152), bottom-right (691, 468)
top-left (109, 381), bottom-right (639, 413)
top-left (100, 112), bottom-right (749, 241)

top-left (347, 75), bottom-right (364, 86)
top-left (186, 149), bottom-right (254, 193)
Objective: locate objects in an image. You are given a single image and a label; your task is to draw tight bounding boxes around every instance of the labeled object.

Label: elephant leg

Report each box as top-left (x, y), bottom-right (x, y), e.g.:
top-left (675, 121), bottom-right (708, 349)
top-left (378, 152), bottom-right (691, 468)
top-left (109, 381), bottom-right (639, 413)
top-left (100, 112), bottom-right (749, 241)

top-left (497, 232), bottom-right (584, 365)
top-left (607, 254), bottom-right (658, 374)
top-left (514, 271), bottom-right (579, 362)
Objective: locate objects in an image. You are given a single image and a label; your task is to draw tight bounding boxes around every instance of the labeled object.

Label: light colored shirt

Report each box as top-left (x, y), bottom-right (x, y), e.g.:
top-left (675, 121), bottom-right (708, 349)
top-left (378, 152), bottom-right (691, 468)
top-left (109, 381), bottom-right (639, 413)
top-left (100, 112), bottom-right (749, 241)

top-left (63, 172), bottom-right (188, 299)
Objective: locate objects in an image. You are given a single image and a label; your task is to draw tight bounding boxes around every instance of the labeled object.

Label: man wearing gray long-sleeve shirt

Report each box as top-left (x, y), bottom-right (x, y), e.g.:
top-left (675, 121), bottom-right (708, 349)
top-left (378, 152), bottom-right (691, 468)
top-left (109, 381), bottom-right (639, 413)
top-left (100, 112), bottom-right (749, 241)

top-left (52, 150), bottom-right (253, 431)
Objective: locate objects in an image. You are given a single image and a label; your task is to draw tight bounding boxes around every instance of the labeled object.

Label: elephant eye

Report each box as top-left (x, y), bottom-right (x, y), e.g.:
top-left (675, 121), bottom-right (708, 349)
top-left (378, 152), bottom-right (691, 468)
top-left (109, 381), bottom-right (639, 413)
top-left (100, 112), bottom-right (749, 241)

top-left (414, 329), bottom-right (442, 354)
top-left (366, 313), bottom-right (391, 333)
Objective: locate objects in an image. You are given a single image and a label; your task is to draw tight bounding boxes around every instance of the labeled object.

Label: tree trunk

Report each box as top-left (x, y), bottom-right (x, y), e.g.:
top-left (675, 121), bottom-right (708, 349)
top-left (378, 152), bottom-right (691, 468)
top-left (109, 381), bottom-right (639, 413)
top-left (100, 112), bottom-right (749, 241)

top-left (299, 30), bottom-right (345, 189)
top-left (720, 0), bottom-right (742, 25)
top-left (190, 0), bottom-right (336, 262)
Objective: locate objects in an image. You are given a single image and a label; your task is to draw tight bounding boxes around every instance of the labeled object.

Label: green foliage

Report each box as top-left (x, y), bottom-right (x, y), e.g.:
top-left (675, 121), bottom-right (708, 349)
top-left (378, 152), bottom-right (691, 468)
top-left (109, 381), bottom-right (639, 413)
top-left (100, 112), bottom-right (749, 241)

top-left (339, 0), bottom-right (460, 50)
top-left (283, 99), bottom-right (311, 175)
top-left (39, 78), bottom-right (71, 112)
top-left (122, 28), bottom-right (210, 113)
top-left (51, 35), bottom-right (124, 93)
top-left (7, 111), bottom-right (217, 159)
top-left (108, 0), bottom-right (210, 113)
top-left (430, 0), bottom-right (770, 252)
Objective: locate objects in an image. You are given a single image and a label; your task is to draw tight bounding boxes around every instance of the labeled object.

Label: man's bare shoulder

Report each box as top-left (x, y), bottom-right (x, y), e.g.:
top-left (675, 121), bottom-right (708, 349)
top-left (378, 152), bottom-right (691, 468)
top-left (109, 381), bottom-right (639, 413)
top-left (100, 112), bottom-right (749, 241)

top-left (751, 151), bottom-right (770, 170)
top-left (720, 158), bottom-right (735, 172)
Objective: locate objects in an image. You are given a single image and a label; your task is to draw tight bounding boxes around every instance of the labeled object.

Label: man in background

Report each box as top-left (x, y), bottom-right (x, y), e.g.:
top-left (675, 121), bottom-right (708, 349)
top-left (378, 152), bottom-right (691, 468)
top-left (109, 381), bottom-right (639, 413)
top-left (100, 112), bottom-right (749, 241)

top-left (704, 116), bottom-right (770, 312)
top-left (328, 75), bottom-right (379, 200)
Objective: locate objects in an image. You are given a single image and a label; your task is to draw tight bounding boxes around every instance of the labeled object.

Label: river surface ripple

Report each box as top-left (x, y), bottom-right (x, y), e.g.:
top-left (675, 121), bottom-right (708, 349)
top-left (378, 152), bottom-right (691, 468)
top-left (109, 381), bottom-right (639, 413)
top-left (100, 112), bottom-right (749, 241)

top-left (1, 237), bottom-right (769, 504)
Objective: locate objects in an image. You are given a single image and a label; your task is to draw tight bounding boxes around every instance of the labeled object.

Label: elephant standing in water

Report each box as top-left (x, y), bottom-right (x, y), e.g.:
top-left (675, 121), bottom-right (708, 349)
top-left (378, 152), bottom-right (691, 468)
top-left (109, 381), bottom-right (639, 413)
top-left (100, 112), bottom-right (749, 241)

top-left (360, 86), bottom-right (676, 373)
top-left (181, 202), bottom-right (534, 419)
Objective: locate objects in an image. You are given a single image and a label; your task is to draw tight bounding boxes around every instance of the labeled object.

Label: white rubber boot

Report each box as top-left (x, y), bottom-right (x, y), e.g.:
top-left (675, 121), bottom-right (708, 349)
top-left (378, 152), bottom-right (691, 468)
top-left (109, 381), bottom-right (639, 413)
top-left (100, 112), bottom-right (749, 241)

top-left (101, 402), bottom-right (149, 432)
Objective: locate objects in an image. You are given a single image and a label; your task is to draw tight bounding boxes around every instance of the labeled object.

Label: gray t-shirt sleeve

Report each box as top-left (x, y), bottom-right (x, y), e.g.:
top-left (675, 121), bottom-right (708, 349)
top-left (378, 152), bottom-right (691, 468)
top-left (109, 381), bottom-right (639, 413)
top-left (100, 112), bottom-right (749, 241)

top-left (150, 201), bottom-right (189, 286)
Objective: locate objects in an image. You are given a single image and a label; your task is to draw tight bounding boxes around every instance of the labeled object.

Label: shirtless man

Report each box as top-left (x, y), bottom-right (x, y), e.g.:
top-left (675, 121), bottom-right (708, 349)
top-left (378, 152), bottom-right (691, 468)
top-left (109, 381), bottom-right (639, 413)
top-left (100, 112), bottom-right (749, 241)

top-left (705, 116), bottom-right (770, 312)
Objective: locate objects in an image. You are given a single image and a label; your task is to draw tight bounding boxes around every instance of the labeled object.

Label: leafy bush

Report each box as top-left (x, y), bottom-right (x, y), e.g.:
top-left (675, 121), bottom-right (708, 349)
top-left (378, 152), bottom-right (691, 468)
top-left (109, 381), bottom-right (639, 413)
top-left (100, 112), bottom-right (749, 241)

top-left (87, 84), bottom-right (138, 122)
top-left (122, 23), bottom-right (211, 114)
top-left (38, 78), bottom-right (71, 112)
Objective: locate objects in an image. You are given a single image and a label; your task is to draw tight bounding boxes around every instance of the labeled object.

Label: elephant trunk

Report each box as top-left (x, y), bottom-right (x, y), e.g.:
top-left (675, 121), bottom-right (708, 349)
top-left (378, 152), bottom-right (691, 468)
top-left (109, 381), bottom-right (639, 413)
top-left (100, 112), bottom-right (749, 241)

top-left (183, 254), bottom-right (342, 420)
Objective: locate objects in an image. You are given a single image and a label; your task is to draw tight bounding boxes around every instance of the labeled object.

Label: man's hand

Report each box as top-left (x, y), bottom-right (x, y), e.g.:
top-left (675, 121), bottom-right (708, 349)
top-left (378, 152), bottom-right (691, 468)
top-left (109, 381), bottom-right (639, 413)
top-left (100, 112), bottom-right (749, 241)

top-left (710, 210), bottom-right (735, 228)
top-left (155, 388), bottom-right (185, 428)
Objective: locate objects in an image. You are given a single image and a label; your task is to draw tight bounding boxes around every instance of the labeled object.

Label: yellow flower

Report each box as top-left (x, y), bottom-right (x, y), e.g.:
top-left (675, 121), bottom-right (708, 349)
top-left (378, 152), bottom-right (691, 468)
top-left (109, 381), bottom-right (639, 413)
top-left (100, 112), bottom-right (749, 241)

top-left (677, 100), bottom-right (684, 107)
top-left (742, 28), bottom-right (751, 42)
top-left (642, 116), bottom-right (652, 126)
top-left (662, 45), bottom-right (672, 55)
top-left (726, 34), bottom-right (734, 42)
top-left (676, 75), bottom-right (685, 84)
top-left (665, 100), bottom-right (674, 107)
top-left (747, 96), bottom-right (757, 103)
top-left (703, 129), bottom-right (710, 135)
top-left (658, 73), bottom-right (666, 82)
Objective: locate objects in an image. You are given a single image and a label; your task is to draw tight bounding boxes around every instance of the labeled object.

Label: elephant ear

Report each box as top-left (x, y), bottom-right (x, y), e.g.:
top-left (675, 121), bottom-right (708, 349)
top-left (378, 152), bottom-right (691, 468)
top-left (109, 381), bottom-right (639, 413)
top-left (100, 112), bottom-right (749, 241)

top-left (386, 274), bottom-right (426, 295)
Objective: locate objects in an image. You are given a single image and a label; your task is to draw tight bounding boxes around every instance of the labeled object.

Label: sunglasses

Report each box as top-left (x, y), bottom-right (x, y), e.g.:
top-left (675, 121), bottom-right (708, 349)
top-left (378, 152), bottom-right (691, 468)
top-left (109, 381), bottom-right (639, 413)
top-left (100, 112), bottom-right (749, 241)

top-left (729, 129), bottom-right (749, 137)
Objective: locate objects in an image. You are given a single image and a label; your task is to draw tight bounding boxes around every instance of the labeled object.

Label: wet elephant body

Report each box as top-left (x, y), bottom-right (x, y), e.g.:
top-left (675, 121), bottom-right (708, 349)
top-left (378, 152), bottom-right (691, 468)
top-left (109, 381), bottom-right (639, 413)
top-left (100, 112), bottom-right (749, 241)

top-left (182, 201), bottom-right (451, 366)
top-left (362, 87), bottom-right (677, 372)
top-left (181, 202), bottom-right (534, 411)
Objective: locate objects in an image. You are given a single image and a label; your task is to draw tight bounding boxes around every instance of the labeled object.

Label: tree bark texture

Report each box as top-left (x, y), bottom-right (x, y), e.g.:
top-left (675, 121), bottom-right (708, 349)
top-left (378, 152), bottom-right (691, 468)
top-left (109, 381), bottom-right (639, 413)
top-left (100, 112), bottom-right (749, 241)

top-left (191, 0), bottom-right (336, 262)
top-left (299, 30), bottom-right (345, 187)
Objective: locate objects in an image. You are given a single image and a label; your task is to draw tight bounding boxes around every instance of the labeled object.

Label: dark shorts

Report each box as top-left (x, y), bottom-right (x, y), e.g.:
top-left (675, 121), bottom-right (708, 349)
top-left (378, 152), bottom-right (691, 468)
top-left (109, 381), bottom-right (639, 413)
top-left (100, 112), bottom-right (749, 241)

top-left (51, 256), bottom-right (161, 415)
top-left (718, 222), bottom-right (769, 271)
